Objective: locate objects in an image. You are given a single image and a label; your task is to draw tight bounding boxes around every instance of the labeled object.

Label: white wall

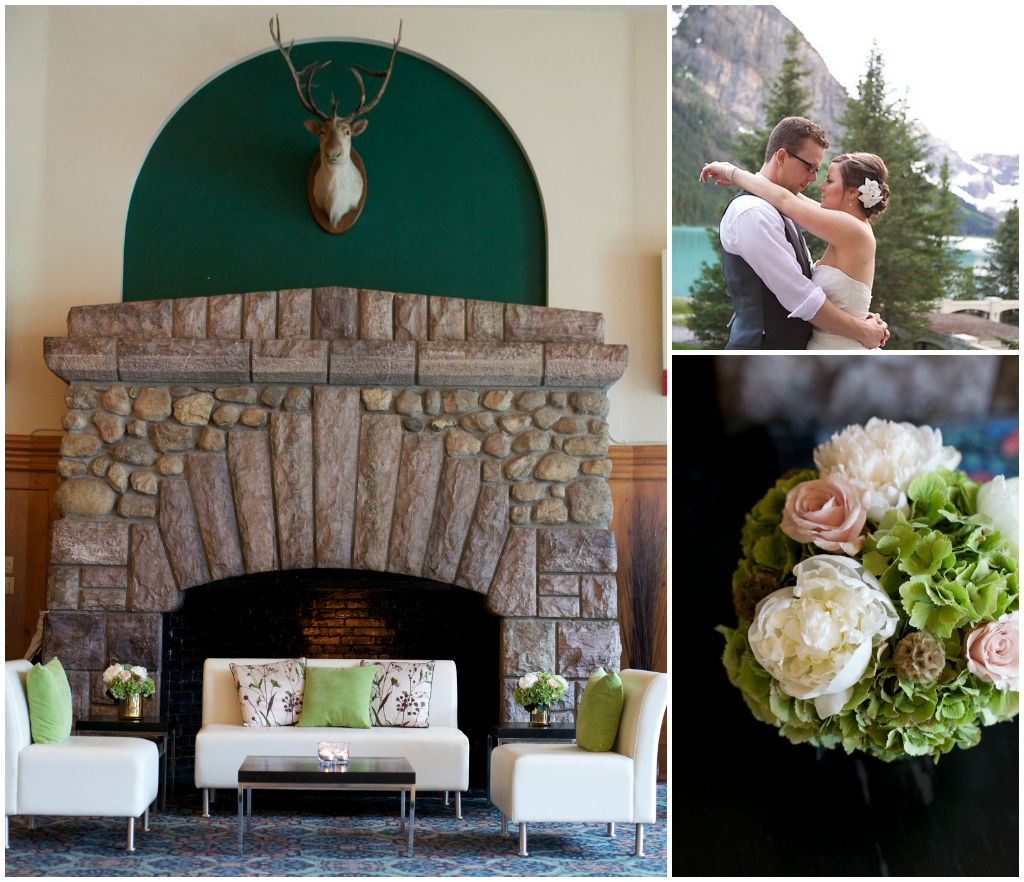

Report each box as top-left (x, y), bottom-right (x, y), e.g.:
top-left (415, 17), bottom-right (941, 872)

top-left (5, 5), bottom-right (668, 444)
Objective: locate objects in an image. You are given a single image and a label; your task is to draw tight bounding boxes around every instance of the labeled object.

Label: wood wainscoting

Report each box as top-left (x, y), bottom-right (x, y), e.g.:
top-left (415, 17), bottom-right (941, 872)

top-left (5, 436), bottom-right (668, 778)
top-left (5, 435), bottom-right (62, 661)
top-left (607, 444), bottom-right (668, 780)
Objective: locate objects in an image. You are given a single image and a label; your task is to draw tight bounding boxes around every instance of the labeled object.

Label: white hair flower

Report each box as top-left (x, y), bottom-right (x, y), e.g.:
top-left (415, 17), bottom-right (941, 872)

top-left (858, 178), bottom-right (883, 208)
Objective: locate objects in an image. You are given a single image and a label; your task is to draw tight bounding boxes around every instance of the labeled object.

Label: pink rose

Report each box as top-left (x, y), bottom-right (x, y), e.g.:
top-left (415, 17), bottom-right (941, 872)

top-left (117, 670), bottom-right (132, 682)
top-left (964, 612), bottom-right (1019, 691)
top-left (781, 474), bottom-right (868, 555)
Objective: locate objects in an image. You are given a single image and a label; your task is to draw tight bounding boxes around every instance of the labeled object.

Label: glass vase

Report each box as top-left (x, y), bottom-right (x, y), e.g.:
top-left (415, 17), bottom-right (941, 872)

top-left (529, 706), bottom-right (551, 727)
top-left (118, 693), bottom-right (143, 720)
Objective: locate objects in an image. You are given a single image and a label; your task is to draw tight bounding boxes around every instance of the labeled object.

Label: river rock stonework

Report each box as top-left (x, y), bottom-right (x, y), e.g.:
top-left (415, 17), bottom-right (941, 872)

top-left (43, 289), bottom-right (628, 721)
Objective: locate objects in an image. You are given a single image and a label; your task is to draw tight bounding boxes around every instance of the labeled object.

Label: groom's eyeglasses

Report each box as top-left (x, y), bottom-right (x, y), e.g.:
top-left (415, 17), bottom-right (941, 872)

top-left (786, 151), bottom-right (820, 176)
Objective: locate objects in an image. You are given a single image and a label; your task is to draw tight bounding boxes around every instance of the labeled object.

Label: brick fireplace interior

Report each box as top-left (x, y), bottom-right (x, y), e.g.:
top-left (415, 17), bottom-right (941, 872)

top-left (40, 288), bottom-right (632, 794)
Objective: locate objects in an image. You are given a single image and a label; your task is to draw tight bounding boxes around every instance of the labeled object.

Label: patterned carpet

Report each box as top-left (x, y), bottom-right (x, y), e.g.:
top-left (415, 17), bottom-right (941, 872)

top-left (5, 785), bottom-right (667, 877)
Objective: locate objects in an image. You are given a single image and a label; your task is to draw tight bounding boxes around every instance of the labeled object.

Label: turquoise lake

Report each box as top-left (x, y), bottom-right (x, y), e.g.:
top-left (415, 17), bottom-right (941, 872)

top-left (672, 226), bottom-right (992, 299)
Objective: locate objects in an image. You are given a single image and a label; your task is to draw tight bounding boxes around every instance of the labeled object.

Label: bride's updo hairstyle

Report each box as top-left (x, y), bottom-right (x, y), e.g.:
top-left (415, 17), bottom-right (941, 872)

top-left (834, 153), bottom-right (890, 220)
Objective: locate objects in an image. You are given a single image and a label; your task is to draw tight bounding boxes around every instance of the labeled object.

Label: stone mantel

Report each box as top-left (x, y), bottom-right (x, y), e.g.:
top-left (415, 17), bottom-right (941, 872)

top-left (42, 288), bottom-right (628, 723)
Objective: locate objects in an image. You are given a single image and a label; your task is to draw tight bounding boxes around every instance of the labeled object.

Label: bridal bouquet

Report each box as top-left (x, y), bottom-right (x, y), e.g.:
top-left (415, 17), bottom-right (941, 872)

top-left (103, 663), bottom-right (156, 700)
top-left (718, 418), bottom-right (1018, 762)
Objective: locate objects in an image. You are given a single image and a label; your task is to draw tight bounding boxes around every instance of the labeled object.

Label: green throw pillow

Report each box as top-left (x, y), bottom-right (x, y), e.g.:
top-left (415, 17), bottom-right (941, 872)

top-left (297, 665), bottom-right (377, 728)
top-left (576, 667), bottom-right (623, 752)
top-left (26, 656), bottom-right (73, 744)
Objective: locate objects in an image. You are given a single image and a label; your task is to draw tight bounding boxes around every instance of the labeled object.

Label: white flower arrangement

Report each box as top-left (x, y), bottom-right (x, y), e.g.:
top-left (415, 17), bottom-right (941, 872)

top-left (720, 420), bottom-right (1019, 762)
top-left (103, 662), bottom-right (156, 700)
top-left (858, 178), bottom-right (883, 208)
top-left (513, 671), bottom-right (568, 711)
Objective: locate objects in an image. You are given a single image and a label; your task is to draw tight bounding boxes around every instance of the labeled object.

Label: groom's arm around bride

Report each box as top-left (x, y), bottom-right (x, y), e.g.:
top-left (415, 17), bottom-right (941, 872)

top-left (714, 117), bottom-right (887, 350)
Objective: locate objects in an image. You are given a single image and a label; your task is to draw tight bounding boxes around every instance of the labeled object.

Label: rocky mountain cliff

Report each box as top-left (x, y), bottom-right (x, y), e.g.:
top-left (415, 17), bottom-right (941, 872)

top-left (673, 5), bottom-right (1016, 227)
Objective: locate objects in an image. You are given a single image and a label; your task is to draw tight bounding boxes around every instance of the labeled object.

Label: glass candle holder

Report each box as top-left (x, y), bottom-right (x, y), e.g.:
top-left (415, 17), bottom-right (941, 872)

top-left (317, 742), bottom-right (335, 763)
top-left (336, 742), bottom-right (350, 764)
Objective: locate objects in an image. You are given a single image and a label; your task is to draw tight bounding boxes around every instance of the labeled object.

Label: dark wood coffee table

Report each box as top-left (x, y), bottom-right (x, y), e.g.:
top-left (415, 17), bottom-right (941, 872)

top-left (236, 755), bottom-right (416, 857)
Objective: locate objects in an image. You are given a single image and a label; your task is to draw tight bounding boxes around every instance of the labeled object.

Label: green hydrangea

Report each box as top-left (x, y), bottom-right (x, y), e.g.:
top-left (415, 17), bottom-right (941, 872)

top-left (721, 466), bottom-right (1019, 763)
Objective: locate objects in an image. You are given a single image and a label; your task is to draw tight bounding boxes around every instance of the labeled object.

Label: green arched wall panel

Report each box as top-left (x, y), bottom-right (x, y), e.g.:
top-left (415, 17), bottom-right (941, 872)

top-left (123, 40), bottom-right (546, 305)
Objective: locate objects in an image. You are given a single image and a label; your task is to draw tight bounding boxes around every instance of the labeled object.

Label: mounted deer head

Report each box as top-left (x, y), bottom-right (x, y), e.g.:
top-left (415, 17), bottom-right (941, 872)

top-left (270, 16), bottom-right (402, 234)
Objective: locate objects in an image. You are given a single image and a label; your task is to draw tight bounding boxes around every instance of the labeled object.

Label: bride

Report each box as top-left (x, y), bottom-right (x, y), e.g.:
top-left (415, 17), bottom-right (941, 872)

top-left (700, 152), bottom-right (890, 350)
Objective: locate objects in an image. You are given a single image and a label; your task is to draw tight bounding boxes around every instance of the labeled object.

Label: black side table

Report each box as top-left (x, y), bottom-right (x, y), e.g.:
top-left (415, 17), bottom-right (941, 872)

top-left (486, 722), bottom-right (576, 800)
top-left (74, 716), bottom-right (175, 812)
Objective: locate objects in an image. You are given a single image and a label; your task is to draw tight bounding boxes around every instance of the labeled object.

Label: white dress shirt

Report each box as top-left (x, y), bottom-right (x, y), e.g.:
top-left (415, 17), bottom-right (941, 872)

top-left (720, 192), bottom-right (825, 321)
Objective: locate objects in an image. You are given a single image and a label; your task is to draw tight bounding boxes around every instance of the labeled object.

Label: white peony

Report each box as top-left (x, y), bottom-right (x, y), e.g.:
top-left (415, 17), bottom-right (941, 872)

top-left (518, 673), bottom-right (538, 690)
top-left (102, 663), bottom-right (124, 686)
top-left (977, 475), bottom-right (1019, 560)
top-left (553, 675), bottom-right (569, 692)
top-left (748, 555), bottom-right (899, 720)
top-left (130, 665), bottom-right (148, 679)
top-left (814, 418), bottom-right (962, 522)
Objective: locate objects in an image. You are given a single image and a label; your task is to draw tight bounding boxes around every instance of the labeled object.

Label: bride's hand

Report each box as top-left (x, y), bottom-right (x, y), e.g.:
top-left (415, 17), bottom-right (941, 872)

top-left (862, 314), bottom-right (889, 349)
top-left (699, 162), bottom-right (737, 186)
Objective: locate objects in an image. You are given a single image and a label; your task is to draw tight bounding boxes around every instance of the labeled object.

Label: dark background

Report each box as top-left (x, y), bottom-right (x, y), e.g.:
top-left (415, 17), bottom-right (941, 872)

top-left (672, 356), bottom-right (1019, 876)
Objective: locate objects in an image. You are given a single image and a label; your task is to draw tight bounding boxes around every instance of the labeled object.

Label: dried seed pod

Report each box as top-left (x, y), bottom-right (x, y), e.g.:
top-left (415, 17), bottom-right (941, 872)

top-left (894, 630), bottom-right (945, 684)
top-left (734, 571), bottom-right (778, 622)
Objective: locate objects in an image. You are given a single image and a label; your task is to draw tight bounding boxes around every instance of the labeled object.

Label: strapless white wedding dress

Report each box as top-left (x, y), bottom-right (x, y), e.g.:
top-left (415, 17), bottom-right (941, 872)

top-left (806, 263), bottom-right (876, 351)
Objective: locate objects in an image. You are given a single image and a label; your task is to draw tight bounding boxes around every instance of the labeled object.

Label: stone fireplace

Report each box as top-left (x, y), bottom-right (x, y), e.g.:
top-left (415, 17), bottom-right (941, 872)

top-left (41, 287), bottom-right (627, 766)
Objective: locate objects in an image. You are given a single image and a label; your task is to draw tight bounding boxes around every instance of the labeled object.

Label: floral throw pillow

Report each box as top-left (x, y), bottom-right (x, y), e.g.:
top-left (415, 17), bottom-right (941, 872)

top-left (229, 658), bottom-right (306, 727)
top-left (360, 660), bottom-right (435, 728)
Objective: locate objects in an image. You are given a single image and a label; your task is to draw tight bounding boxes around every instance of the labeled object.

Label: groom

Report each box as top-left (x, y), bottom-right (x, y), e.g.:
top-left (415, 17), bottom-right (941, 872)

top-left (719, 116), bottom-right (888, 349)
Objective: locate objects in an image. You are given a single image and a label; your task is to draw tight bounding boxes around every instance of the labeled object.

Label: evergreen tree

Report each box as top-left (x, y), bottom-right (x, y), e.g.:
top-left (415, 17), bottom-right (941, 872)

top-left (837, 47), bottom-right (961, 342)
top-left (979, 201), bottom-right (1019, 300)
top-left (685, 229), bottom-right (732, 350)
top-left (734, 30), bottom-right (813, 172)
top-left (687, 28), bottom-right (817, 346)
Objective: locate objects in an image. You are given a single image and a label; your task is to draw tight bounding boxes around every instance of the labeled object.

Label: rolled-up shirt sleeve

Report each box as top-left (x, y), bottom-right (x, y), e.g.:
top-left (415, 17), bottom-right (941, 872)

top-left (720, 197), bottom-right (825, 321)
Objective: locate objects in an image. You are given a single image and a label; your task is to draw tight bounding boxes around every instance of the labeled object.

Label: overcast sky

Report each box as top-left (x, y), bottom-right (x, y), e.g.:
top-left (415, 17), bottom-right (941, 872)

top-left (678, 4), bottom-right (1020, 158)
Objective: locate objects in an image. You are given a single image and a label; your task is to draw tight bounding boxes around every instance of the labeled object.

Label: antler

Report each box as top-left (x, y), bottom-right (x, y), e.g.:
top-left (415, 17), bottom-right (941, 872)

top-left (270, 15), bottom-right (331, 122)
top-left (339, 20), bottom-right (403, 123)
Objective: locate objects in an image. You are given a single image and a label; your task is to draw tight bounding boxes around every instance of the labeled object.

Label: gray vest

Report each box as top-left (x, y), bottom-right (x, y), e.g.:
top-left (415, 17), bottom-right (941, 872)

top-left (721, 192), bottom-right (814, 350)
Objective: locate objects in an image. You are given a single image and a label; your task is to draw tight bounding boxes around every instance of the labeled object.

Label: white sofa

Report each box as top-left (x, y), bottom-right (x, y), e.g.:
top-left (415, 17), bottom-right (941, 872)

top-left (5, 660), bottom-right (159, 852)
top-left (195, 658), bottom-right (469, 817)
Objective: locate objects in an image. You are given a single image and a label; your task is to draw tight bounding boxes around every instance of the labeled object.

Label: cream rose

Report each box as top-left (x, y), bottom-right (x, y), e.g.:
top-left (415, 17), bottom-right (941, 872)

top-left (748, 555), bottom-right (899, 719)
top-left (814, 418), bottom-right (961, 522)
top-left (130, 665), bottom-right (148, 679)
top-left (977, 475), bottom-right (1019, 560)
top-left (518, 673), bottom-right (538, 690)
top-left (964, 612), bottom-right (1019, 691)
top-left (781, 474), bottom-right (868, 554)
top-left (102, 663), bottom-right (124, 686)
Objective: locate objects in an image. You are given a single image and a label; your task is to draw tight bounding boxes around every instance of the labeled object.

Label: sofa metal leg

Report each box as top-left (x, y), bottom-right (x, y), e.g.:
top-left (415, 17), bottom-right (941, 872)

top-left (634, 823), bottom-right (645, 857)
top-left (501, 812), bottom-right (507, 837)
top-left (210, 788), bottom-right (217, 803)
top-left (518, 822), bottom-right (529, 857)
top-left (28, 816), bottom-right (34, 830)
top-left (455, 791), bottom-right (462, 820)
top-left (4, 815), bottom-right (8, 849)
top-left (143, 807), bottom-right (150, 833)
top-left (126, 816), bottom-right (135, 852)
top-left (444, 790), bottom-right (449, 806)
top-left (608, 822), bottom-right (616, 837)
top-left (202, 788), bottom-right (209, 817)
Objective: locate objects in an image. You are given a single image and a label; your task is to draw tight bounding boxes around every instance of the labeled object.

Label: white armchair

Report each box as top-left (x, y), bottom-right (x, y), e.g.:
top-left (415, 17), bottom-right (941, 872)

top-left (489, 668), bottom-right (668, 856)
top-left (5, 660), bottom-right (159, 851)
